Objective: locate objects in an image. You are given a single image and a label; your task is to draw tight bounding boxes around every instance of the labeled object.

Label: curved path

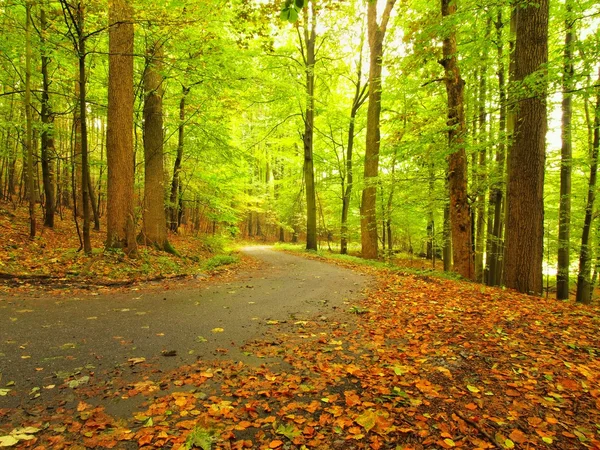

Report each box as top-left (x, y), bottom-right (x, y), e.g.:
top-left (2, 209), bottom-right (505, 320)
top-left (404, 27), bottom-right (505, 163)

top-left (0, 246), bottom-right (370, 412)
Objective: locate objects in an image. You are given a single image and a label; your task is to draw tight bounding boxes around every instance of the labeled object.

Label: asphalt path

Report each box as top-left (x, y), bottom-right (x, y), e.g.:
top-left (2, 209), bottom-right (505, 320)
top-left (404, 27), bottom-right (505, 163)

top-left (0, 246), bottom-right (370, 413)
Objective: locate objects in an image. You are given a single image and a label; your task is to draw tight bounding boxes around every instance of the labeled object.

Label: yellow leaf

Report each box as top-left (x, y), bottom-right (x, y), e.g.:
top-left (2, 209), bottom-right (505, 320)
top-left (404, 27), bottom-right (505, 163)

top-left (211, 327), bottom-right (224, 333)
top-left (356, 410), bottom-right (377, 432)
top-left (467, 385), bottom-right (480, 393)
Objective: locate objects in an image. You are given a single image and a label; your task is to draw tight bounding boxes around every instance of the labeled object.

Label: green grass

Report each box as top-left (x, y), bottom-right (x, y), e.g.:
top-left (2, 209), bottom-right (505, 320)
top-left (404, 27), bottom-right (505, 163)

top-left (203, 254), bottom-right (238, 271)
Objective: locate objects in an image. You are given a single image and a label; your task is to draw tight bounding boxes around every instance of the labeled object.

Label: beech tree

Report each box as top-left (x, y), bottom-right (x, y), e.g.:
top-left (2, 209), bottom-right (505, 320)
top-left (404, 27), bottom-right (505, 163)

top-left (361, 0), bottom-right (396, 259)
top-left (505, 0), bottom-right (549, 295)
top-left (439, 0), bottom-right (472, 279)
top-left (141, 41), bottom-right (173, 252)
top-left (106, 0), bottom-right (136, 255)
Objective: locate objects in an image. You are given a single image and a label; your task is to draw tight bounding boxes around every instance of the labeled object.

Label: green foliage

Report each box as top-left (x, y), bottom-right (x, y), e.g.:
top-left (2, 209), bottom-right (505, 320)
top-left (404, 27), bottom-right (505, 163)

top-left (203, 254), bottom-right (238, 271)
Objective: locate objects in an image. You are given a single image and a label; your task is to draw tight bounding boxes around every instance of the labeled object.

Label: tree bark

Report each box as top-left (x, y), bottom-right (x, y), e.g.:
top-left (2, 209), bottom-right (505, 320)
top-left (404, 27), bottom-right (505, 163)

top-left (40, 8), bottom-right (55, 229)
top-left (440, 0), bottom-right (472, 279)
top-left (141, 42), bottom-right (173, 252)
top-left (170, 86), bottom-right (188, 232)
top-left (106, 0), bottom-right (137, 255)
top-left (361, 0), bottom-right (396, 259)
top-left (302, 0), bottom-right (317, 251)
top-left (487, 8), bottom-right (507, 287)
top-left (504, 0), bottom-right (549, 295)
top-left (575, 72), bottom-right (600, 304)
top-left (25, 1), bottom-right (36, 238)
top-left (557, 0), bottom-right (575, 300)
top-left (77, 3), bottom-right (91, 254)
top-left (340, 30), bottom-right (367, 255)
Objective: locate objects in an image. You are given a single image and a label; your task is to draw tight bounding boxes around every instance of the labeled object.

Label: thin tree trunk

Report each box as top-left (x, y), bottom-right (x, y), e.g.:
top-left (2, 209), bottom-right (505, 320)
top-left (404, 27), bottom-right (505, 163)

top-left (475, 21), bottom-right (490, 282)
top-left (40, 8), bottom-right (55, 228)
top-left (25, 1), bottom-right (36, 238)
top-left (361, 0), bottom-right (396, 259)
top-left (575, 71), bottom-right (600, 304)
top-left (487, 8), bottom-right (507, 287)
top-left (170, 86), bottom-right (188, 232)
top-left (443, 202), bottom-right (451, 271)
top-left (341, 27), bottom-right (367, 255)
top-left (302, 0), bottom-right (317, 251)
top-left (440, 0), bottom-right (472, 279)
top-left (557, 0), bottom-right (575, 300)
top-left (77, 4), bottom-right (91, 254)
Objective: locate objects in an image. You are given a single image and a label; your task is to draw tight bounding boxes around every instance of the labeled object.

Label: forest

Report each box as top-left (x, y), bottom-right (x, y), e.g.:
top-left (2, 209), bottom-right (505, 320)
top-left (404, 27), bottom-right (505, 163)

top-left (0, 0), bottom-right (599, 299)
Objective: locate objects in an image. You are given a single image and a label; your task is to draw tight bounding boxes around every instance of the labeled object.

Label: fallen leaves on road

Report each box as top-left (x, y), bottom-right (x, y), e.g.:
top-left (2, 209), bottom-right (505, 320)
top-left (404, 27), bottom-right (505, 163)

top-left (1, 267), bottom-right (599, 449)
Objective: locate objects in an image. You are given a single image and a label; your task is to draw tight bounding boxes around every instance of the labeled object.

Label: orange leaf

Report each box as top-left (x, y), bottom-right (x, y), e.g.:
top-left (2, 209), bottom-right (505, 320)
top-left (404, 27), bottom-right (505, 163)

top-left (138, 434), bottom-right (153, 446)
top-left (269, 440), bottom-right (283, 448)
top-left (465, 403), bottom-right (478, 410)
top-left (509, 429), bottom-right (527, 444)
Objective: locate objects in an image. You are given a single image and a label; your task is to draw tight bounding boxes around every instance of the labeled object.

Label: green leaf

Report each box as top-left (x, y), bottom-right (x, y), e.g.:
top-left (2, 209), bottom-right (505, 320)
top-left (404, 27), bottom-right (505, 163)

top-left (356, 410), bottom-right (377, 432)
top-left (294, 0), bottom-right (304, 9)
top-left (276, 423), bottom-right (301, 440)
top-left (287, 7), bottom-right (299, 23)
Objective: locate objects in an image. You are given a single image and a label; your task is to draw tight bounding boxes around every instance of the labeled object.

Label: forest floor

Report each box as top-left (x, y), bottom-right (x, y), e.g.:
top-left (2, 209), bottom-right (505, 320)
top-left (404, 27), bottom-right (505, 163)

top-left (1, 204), bottom-right (600, 449)
top-left (0, 200), bottom-right (236, 294)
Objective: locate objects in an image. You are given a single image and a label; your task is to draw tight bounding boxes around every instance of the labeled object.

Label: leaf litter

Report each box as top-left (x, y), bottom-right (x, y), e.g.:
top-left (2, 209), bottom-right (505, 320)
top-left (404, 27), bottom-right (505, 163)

top-left (0, 266), bottom-right (599, 449)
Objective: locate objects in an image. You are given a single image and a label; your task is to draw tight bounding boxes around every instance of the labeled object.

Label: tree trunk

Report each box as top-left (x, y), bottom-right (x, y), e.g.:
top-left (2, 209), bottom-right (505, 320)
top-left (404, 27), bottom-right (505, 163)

top-left (557, 0), bottom-right (575, 300)
top-left (361, 0), bottom-right (396, 259)
top-left (106, 0), bottom-right (137, 256)
top-left (505, 0), bottom-right (549, 295)
top-left (475, 21), bottom-right (490, 282)
top-left (141, 42), bottom-right (172, 252)
top-left (443, 202), bottom-right (451, 271)
top-left (575, 72), bottom-right (600, 304)
top-left (170, 86), bottom-right (188, 232)
top-left (440, 0), bottom-right (472, 279)
top-left (487, 8), bottom-right (507, 287)
top-left (77, 4), bottom-right (91, 254)
top-left (340, 31), bottom-right (367, 255)
top-left (25, 1), bottom-right (36, 238)
top-left (40, 8), bottom-right (55, 229)
top-left (302, 0), bottom-right (317, 251)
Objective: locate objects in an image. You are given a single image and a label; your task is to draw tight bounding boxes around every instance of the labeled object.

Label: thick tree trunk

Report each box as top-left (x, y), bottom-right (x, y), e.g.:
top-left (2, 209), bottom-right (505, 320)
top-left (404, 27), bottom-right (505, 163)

top-left (106, 0), bottom-right (137, 255)
top-left (25, 2), bottom-right (35, 238)
top-left (361, 0), bottom-right (396, 259)
top-left (557, 0), bottom-right (575, 300)
top-left (575, 72), bottom-right (600, 304)
top-left (40, 8), bottom-right (55, 229)
top-left (440, 0), bottom-right (472, 279)
top-left (505, 0), bottom-right (549, 295)
top-left (141, 43), bottom-right (173, 252)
